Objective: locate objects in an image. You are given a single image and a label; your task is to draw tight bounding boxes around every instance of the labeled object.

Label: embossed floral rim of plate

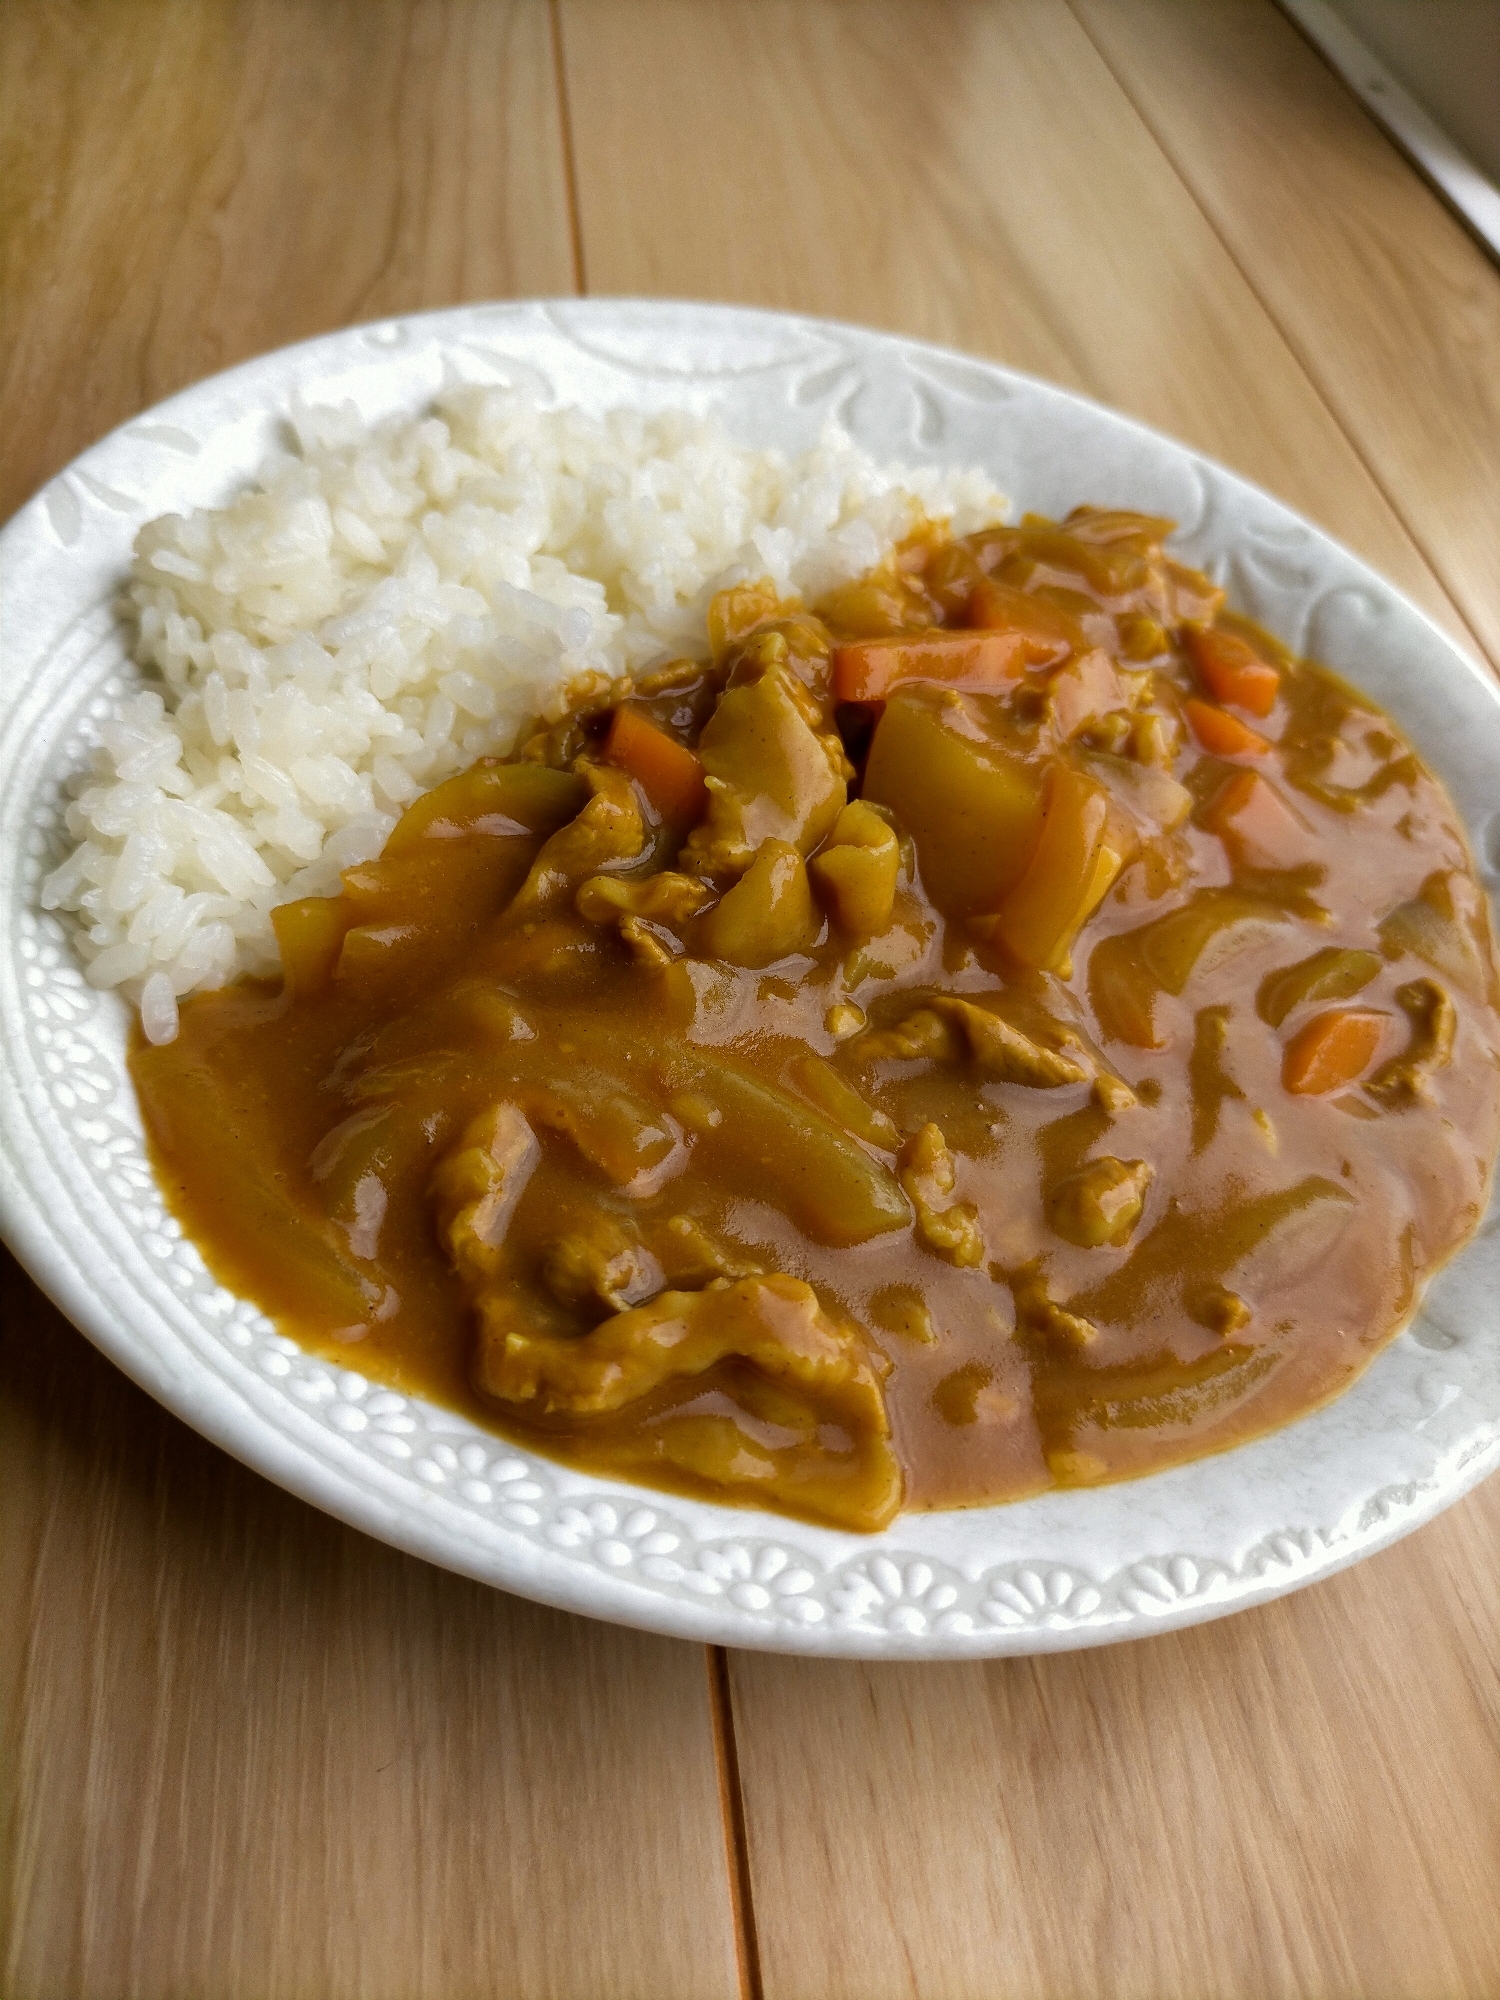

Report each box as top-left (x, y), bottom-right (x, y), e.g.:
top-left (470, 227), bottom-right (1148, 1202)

top-left (3, 300), bottom-right (1499, 1658)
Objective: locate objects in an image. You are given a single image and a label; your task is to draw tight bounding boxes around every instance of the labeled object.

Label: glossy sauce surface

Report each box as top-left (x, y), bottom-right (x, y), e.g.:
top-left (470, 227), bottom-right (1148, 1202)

top-left (133, 511), bottom-right (1500, 1531)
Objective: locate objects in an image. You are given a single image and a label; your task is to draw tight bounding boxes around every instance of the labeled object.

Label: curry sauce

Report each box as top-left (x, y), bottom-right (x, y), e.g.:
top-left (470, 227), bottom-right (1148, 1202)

top-left (132, 509), bottom-right (1500, 1530)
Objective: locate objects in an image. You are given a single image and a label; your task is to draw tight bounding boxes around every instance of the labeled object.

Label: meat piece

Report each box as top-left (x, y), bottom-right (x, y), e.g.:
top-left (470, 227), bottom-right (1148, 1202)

top-left (862, 994), bottom-right (1092, 1088)
top-left (472, 1274), bottom-right (902, 1531)
top-left (1187, 1282), bottom-right (1253, 1337)
top-left (540, 1214), bottom-right (663, 1316)
top-left (477, 1271), bottom-right (877, 1412)
top-left (657, 1214), bottom-right (763, 1287)
top-left (1047, 1156), bottom-right (1153, 1248)
top-left (429, 1103), bottom-right (541, 1287)
top-left (1367, 979), bottom-right (1456, 1105)
top-left (898, 1123), bottom-right (984, 1267)
top-left (1011, 1266), bottom-right (1098, 1349)
top-left (576, 870), bottom-right (713, 966)
top-left (507, 760), bottom-right (646, 921)
top-left (858, 1007), bottom-right (953, 1063)
top-left (575, 871), bottom-right (712, 926)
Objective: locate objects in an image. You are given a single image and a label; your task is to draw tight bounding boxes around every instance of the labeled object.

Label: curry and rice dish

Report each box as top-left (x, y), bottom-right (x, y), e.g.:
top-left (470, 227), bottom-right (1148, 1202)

top-left (127, 505), bottom-right (1500, 1532)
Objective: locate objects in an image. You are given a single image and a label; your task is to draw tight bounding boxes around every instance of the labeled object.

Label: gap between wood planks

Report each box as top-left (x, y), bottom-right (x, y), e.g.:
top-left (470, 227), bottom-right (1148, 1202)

top-left (548, 0), bottom-right (589, 294)
top-left (709, 1647), bottom-right (766, 2000)
top-left (546, 10), bottom-right (763, 1993)
top-left (1062, 0), bottom-right (1499, 686)
top-left (536, 9), bottom-right (1497, 1991)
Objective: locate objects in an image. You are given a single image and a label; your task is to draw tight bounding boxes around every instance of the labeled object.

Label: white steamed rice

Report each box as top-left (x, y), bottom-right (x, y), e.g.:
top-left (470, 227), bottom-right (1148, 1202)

top-left (42, 386), bottom-right (1007, 1043)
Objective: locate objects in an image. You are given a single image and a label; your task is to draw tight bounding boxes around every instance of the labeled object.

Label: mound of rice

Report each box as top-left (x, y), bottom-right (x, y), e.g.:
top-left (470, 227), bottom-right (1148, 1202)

top-left (41, 386), bottom-right (1007, 1042)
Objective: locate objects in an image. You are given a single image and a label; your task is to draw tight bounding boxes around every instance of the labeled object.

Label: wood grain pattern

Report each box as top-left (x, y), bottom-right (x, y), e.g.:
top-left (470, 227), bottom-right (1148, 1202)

top-left (1068, 0), bottom-right (1500, 674)
top-left (729, 1487), bottom-right (1500, 2000)
top-left (556, 3), bottom-right (1500, 1993)
top-left (558, 0), bottom-right (1485, 660)
top-left (0, 0), bottom-right (575, 526)
top-left (0, 7), bottom-right (740, 1997)
top-left (0, 1265), bottom-right (741, 2000)
top-left (5, 0), bottom-right (1500, 1994)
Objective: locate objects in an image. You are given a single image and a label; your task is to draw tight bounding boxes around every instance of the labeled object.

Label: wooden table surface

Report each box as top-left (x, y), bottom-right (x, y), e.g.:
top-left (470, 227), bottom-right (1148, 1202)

top-left (4, 4), bottom-right (1499, 1996)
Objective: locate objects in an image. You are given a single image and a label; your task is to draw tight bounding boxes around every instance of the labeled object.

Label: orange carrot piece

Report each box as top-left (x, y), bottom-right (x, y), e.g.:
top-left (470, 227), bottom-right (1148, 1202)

top-left (1184, 698), bottom-right (1270, 759)
top-left (831, 629), bottom-right (1030, 704)
top-left (1185, 626), bottom-right (1280, 718)
top-left (1200, 768), bottom-right (1312, 871)
top-left (1281, 1008), bottom-right (1385, 1095)
top-left (964, 577), bottom-right (1079, 665)
top-left (604, 706), bottom-right (708, 827)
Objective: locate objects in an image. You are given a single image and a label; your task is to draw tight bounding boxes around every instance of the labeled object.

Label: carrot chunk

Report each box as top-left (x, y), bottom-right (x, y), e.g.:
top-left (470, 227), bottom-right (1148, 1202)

top-left (603, 707), bottom-right (709, 828)
top-left (1184, 698), bottom-right (1270, 759)
top-left (1200, 768), bottom-right (1312, 871)
top-left (964, 577), bottom-right (1080, 665)
top-left (1185, 626), bottom-right (1280, 717)
top-left (1281, 1008), bottom-right (1386, 1095)
top-left (831, 630), bottom-right (1030, 704)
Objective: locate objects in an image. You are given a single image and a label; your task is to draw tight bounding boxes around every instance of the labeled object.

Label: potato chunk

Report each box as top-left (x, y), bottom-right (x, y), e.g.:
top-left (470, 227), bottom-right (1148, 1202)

top-left (809, 800), bottom-right (901, 936)
top-left (862, 689), bottom-right (1043, 916)
top-left (698, 839), bottom-right (820, 967)
top-left (988, 765), bottom-right (1124, 974)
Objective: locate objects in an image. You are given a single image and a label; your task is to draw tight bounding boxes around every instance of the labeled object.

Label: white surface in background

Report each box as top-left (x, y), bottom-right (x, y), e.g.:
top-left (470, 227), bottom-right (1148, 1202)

top-left (1324, 0), bottom-right (1500, 184)
top-left (1279, 0), bottom-right (1500, 258)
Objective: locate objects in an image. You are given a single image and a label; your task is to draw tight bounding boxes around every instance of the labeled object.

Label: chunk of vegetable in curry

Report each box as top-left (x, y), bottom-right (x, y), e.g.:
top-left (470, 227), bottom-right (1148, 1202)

top-left (132, 506), bottom-right (1500, 1532)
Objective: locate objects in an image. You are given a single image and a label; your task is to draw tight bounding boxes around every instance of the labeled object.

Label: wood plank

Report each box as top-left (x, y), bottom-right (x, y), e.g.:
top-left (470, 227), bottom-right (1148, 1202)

top-left (556, 4), bottom-right (1500, 1993)
top-left (0, 1265), bottom-right (741, 2000)
top-left (1067, 0), bottom-right (1500, 673)
top-left (0, 0), bottom-right (576, 525)
top-left (0, 6), bottom-right (741, 1995)
top-left (558, 0), bottom-right (1485, 663)
top-left (729, 1483), bottom-right (1500, 2000)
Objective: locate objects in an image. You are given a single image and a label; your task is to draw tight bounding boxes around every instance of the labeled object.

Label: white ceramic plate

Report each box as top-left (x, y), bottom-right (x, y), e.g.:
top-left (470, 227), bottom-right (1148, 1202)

top-left (3, 300), bottom-right (1498, 1658)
